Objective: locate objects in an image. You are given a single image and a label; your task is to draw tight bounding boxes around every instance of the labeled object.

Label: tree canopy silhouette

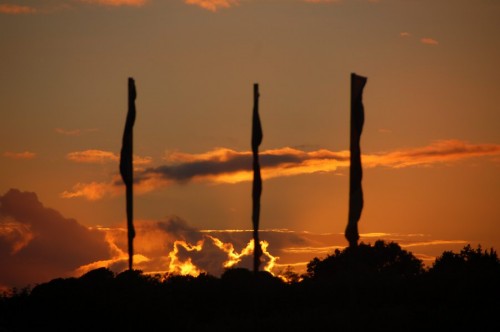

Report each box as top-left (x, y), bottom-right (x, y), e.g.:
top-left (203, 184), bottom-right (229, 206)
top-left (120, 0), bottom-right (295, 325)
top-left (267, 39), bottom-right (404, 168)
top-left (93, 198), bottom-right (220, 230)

top-left (306, 240), bottom-right (424, 280)
top-left (2, 244), bottom-right (499, 331)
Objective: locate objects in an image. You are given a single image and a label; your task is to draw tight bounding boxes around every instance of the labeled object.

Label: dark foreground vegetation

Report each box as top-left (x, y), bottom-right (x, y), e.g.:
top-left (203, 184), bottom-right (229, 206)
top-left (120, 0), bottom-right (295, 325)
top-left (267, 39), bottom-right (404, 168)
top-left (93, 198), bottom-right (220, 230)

top-left (2, 241), bottom-right (500, 331)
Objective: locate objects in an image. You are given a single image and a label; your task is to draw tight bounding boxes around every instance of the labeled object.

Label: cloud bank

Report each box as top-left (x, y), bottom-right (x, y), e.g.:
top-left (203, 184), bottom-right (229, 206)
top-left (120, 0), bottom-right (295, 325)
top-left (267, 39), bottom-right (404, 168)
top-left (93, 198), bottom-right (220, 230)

top-left (1, 189), bottom-right (474, 290)
top-left (0, 189), bottom-right (111, 290)
top-left (62, 140), bottom-right (500, 200)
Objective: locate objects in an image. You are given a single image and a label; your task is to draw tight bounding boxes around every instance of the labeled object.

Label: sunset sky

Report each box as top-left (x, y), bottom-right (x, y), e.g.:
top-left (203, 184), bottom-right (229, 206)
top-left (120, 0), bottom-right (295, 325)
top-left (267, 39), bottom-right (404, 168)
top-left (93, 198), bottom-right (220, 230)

top-left (1, 0), bottom-right (499, 290)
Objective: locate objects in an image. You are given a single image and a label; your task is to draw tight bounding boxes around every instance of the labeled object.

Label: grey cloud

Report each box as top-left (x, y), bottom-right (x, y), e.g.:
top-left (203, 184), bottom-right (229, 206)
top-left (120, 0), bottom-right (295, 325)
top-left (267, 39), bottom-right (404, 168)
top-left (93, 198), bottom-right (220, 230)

top-left (0, 189), bottom-right (111, 289)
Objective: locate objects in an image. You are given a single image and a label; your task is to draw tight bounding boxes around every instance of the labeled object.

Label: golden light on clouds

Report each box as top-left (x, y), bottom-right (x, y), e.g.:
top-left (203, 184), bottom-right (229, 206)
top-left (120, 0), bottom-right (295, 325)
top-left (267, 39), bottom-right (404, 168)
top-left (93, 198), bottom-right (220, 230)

top-left (363, 140), bottom-right (500, 168)
top-left (66, 149), bottom-right (152, 165)
top-left (61, 140), bottom-right (500, 201)
top-left (72, 223), bottom-right (474, 283)
top-left (168, 240), bottom-right (204, 276)
top-left (207, 235), bottom-right (252, 269)
top-left (166, 236), bottom-right (278, 277)
top-left (0, 219), bottom-right (35, 254)
top-left (67, 150), bottom-right (118, 164)
top-left (184, 0), bottom-right (239, 12)
top-left (60, 180), bottom-right (121, 200)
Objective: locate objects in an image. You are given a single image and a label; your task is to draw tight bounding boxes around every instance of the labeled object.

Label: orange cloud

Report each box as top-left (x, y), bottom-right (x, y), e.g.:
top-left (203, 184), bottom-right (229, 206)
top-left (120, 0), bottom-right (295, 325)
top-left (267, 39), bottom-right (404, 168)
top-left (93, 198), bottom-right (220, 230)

top-left (420, 37), bottom-right (439, 45)
top-left (60, 180), bottom-right (121, 200)
top-left (364, 140), bottom-right (500, 168)
top-left (67, 150), bottom-right (118, 164)
top-left (184, 0), bottom-right (239, 12)
top-left (62, 140), bottom-right (500, 201)
top-left (60, 172), bottom-right (167, 200)
top-left (3, 151), bottom-right (36, 160)
top-left (0, 218), bottom-right (35, 254)
top-left (80, 0), bottom-right (147, 6)
top-left (400, 32), bottom-right (411, 37)
top-left (154, 140), bottom-right (500, 183)
top-left (134, 155), bottom-right (153, 166)
top-left (66, 149), bottom-right (152, 165)
top-left (0, 4), bottom-right (36, 14)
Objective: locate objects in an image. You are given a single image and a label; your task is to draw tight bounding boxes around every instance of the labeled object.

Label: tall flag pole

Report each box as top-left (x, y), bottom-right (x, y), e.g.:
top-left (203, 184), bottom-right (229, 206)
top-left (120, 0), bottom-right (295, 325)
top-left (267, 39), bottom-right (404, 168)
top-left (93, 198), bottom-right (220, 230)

top-left (120, 77), bottom-right (136, 271)
top-left (345, 73), bottom-right (367, 248)
top-left (252, 83), bottom-right (263, 274)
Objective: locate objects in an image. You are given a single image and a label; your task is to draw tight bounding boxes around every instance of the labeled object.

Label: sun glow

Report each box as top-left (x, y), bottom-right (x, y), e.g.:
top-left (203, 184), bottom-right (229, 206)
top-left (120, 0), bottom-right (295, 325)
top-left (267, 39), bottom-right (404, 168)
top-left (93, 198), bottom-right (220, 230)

top-left (167, 240), bottom-right (204, 276)
top-left (166, 235), bottom-right (280, 277)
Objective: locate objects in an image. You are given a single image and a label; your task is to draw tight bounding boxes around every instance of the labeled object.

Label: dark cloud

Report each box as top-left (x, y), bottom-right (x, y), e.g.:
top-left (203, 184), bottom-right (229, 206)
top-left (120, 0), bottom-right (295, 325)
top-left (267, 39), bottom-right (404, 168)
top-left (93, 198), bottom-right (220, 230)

top-left (144, 154), bottom-right (250, 183)
top-left (134, 148), bottom-right (341, 185)
top-left (156, 216), bottom-right (203, 242)
top-left (0, 189), bottom-right (111, 290)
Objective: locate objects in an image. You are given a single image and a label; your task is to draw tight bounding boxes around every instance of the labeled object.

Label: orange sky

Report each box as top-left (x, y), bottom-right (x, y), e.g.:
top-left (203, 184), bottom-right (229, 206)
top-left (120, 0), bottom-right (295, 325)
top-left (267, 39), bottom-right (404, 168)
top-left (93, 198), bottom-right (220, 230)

top-left (1, 0), bottom-right (500, 290)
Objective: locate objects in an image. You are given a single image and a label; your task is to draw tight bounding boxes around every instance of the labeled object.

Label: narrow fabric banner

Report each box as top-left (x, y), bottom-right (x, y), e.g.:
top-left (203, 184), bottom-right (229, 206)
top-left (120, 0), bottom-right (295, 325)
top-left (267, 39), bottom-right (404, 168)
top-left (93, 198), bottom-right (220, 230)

top-left (252, 83), bottom-right (263, 273)
top-left (120, 77), bottom-right (136, 270)
top-left (345, 73), bottom-right (367, 248)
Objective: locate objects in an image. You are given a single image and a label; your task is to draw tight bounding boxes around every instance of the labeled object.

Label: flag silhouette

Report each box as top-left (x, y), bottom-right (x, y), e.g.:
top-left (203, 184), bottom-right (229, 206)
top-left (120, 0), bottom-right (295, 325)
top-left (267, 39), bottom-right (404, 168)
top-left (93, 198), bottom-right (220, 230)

top-left (120, 77), bottom-right (136, 270)
top-left (252, 83), bottom-right (263, 273)
top-left (345, 73), bottom-right (367, 248)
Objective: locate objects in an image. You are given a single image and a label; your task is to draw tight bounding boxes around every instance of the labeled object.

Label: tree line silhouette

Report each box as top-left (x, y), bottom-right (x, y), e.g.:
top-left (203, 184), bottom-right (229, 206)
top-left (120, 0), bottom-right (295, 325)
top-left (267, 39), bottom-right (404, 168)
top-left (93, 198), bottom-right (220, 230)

top-left (1, 242), bottom-right (499, 330)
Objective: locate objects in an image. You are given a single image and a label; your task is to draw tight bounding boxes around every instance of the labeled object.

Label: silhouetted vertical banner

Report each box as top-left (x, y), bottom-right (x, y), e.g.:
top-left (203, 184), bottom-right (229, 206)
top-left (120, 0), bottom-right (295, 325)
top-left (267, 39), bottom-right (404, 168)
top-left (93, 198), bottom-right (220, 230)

top-left (252, 83), bottom-right (263, 274)
top-left (345, 73), bottom-right (367, 248)
top-left (120, 77), bottom-right (136, 271)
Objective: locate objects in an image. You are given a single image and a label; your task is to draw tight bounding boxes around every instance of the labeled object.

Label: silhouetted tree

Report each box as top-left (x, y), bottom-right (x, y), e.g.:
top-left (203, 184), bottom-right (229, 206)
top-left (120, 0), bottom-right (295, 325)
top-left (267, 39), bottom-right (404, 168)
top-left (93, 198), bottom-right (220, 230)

top-left (428, 244), bottom-right (500, 302)
top-left (431, 244), bottom-right (500, 276)
top-left (306, 240), bottom-right (424, 280)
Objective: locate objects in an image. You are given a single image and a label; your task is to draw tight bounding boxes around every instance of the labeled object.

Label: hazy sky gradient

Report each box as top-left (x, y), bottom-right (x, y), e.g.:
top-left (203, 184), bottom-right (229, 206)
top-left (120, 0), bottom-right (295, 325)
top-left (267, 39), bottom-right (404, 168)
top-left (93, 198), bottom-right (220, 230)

top-left (1, 0), bottom-right (499, 289)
